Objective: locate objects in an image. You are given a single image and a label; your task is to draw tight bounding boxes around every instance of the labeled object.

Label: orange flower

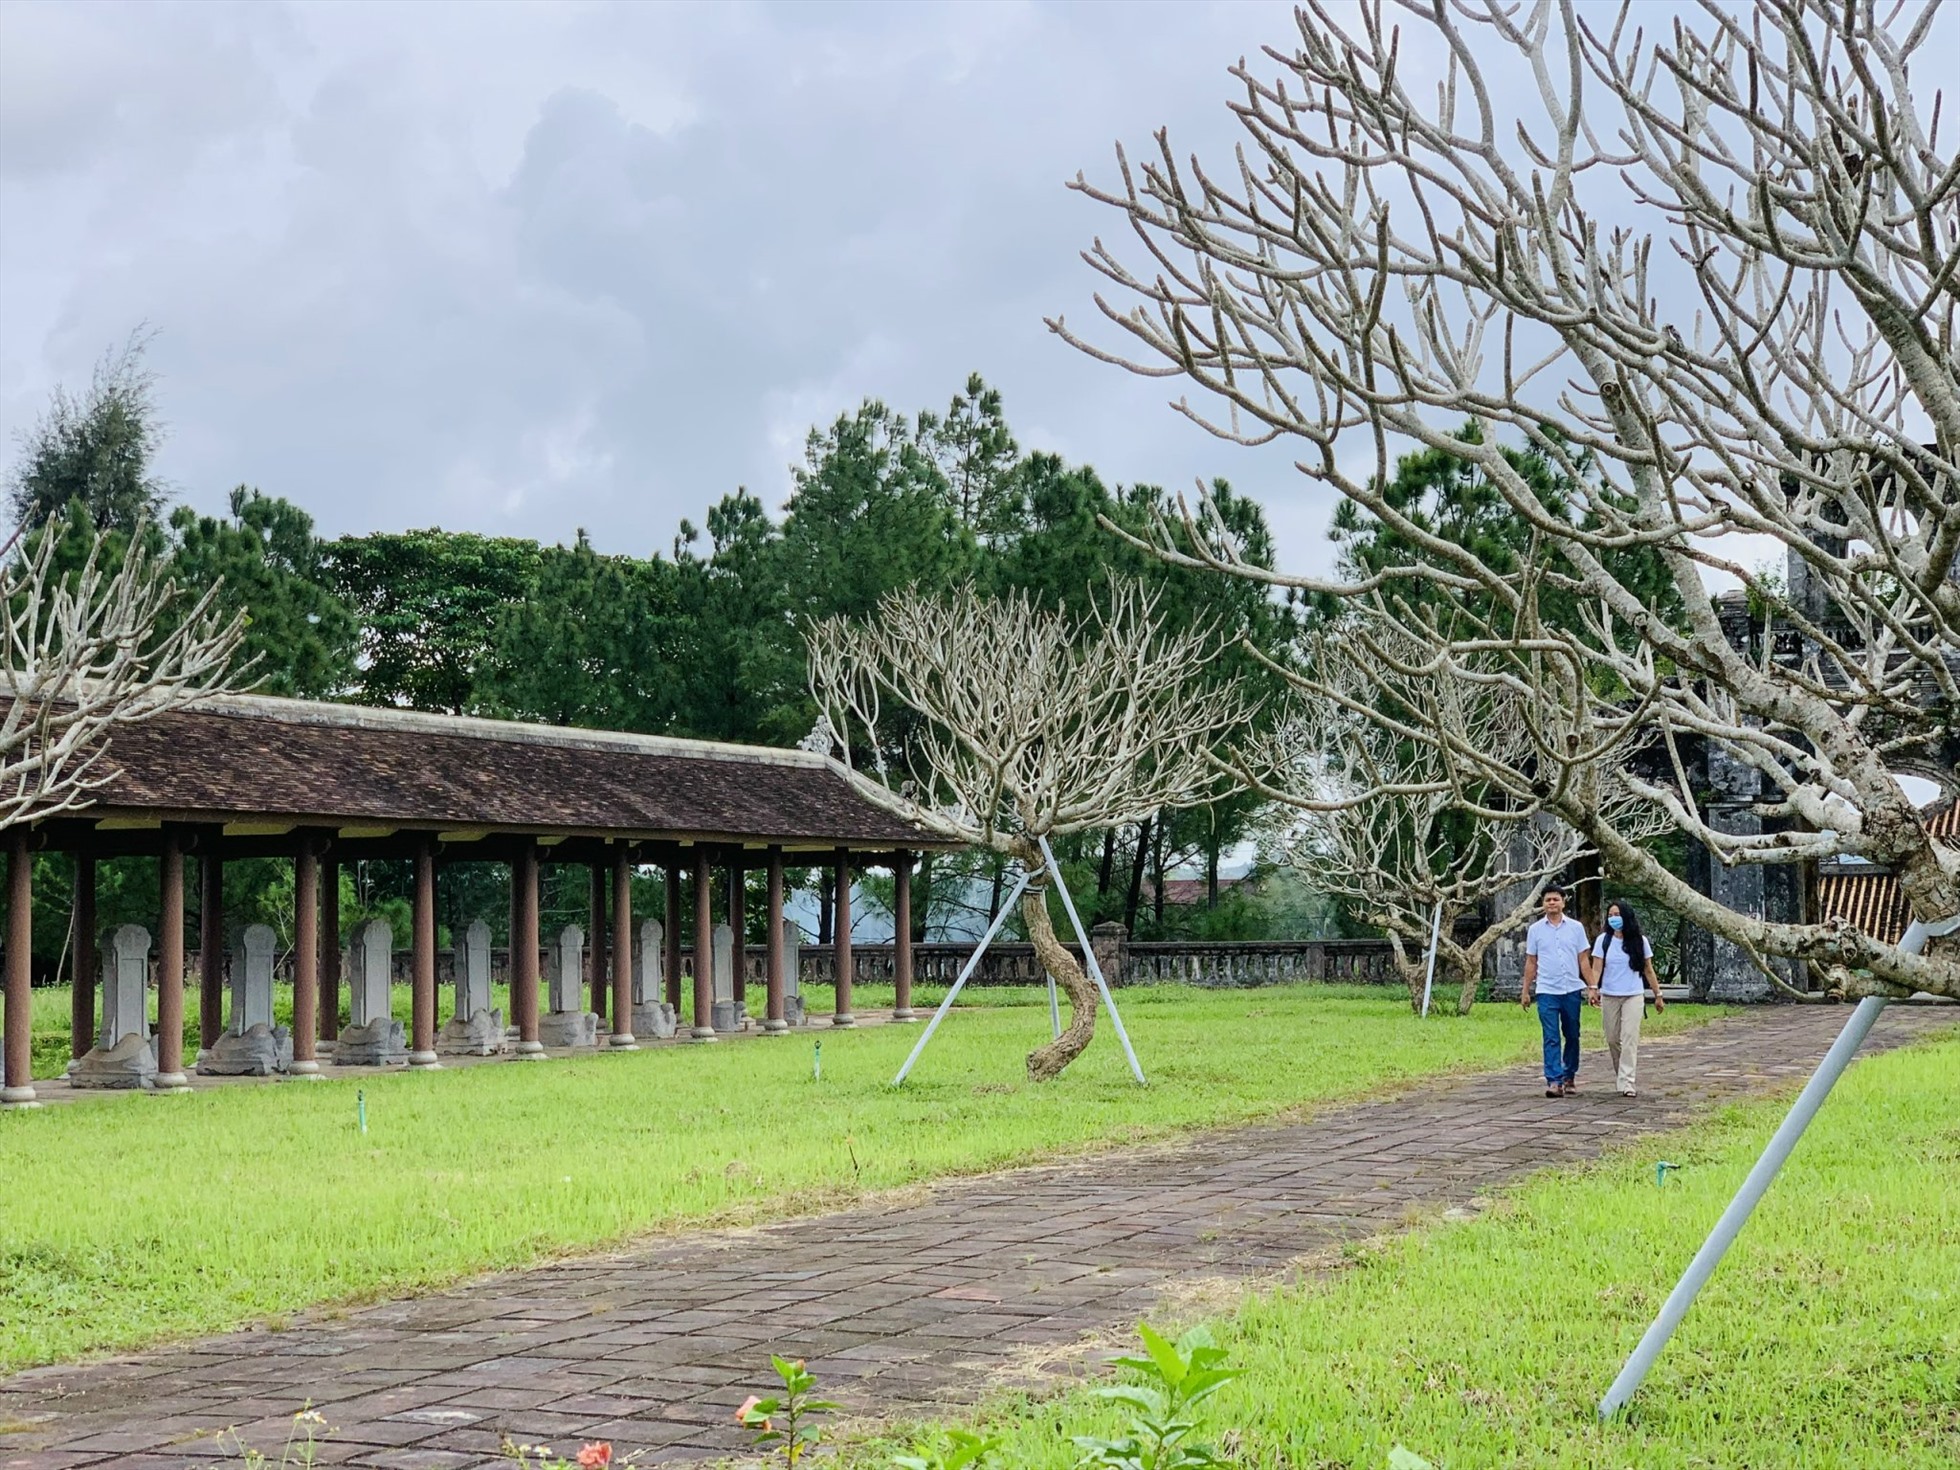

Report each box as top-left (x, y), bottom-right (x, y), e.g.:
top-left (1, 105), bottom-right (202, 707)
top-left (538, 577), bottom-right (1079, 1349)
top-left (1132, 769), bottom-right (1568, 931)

top-left (575, 1444), bottom-right (612, 1469)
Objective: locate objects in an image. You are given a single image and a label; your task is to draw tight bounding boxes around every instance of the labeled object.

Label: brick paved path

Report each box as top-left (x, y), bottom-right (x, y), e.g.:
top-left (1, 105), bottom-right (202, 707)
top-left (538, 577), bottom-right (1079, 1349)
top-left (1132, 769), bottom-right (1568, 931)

top-left (3, 1004), bottom-right (1951, 1470)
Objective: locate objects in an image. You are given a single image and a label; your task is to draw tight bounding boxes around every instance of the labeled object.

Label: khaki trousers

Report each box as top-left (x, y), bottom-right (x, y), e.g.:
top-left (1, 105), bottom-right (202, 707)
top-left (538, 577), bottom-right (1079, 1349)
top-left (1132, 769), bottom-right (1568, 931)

top-left (1600, 994), bottom-right (1646, 1093)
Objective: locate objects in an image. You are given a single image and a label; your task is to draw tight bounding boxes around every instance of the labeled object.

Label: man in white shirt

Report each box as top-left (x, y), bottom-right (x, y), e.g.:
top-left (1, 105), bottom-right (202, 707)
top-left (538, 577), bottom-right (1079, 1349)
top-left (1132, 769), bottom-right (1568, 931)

top-left (1520, 886), bottom-right (1593, 1098)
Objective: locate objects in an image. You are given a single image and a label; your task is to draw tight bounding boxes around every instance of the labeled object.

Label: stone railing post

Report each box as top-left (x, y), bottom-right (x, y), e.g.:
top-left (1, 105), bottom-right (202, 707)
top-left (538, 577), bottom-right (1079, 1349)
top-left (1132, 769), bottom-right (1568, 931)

top-left (1090, 922), bottom-right (1128, 988)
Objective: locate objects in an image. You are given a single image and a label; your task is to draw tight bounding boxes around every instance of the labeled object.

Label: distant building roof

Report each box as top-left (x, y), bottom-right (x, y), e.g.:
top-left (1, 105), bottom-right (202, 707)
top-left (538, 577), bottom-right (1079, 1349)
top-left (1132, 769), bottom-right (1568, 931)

top-left (1150, 876), bottom-right (1250, 908)
top-left (17, 692), bottom-right (940, 852)
top-left (1815, 801), bottom-right (1959, 944)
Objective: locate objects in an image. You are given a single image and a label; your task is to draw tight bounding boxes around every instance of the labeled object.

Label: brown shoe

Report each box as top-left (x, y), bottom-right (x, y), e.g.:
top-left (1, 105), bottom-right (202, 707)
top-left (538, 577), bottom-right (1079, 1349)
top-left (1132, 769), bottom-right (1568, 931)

top-left (1560, 1081), bottom-right (1577, 1096)
top-left (1545, 1085), bottom-right (1562, 1098)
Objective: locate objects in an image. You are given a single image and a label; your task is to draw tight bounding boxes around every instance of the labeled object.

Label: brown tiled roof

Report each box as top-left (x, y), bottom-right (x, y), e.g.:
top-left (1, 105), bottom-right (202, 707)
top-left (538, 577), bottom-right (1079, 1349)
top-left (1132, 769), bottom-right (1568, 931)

top-left (27, 694), bottom-right (938, 849)
top-left (1815, 802), bottom-right (1960, 943)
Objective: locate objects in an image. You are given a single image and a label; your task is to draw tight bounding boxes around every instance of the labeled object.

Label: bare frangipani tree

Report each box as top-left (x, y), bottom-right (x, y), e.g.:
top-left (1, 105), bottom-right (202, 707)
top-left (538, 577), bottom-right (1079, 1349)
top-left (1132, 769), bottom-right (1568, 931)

top-left (2, 518), bottom-right (247, 829)
top-left (807, 581), bottom-right (1251, 1079)
top-left (1255, 620), bottom-right (1665, 1012)
top-left (1053, 0), bottom-right (1960, 999)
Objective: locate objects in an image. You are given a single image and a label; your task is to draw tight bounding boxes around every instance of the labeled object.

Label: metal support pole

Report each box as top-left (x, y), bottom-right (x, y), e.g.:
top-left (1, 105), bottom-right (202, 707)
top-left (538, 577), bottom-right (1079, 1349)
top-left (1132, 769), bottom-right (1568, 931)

top-left (1039, 835), bottom-right (1145, 1085)
top-left (1420, 899), bottom-right (1443, 1019)
top-left (1598, 911), bottom-right (1957, 1419)
top-left (893, 871), bottom-right (1031, 1085)
top-left (1047, 972), bottom-right (1062, 1040)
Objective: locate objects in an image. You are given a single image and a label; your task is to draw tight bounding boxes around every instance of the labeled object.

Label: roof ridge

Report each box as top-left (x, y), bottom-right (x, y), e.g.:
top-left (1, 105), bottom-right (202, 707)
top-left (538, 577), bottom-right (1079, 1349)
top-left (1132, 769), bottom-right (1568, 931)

top-left (190, 692), bottom-right (828, 769)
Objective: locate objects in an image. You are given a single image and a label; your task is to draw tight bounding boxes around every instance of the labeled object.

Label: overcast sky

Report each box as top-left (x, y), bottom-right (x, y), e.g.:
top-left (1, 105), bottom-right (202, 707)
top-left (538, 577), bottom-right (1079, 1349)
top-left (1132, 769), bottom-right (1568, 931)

top-left (0, 0), bottom-right (1361, 570)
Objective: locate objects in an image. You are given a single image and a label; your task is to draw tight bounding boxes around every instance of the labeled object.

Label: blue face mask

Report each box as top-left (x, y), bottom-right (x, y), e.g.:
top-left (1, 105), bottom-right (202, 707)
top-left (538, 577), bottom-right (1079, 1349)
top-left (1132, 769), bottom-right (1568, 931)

top-left (1607, 915), bottom-right (1625, 931)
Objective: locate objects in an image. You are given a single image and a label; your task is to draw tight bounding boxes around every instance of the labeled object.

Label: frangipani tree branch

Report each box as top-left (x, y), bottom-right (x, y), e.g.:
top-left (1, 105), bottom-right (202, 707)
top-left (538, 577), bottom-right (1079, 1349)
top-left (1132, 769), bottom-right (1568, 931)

top-left (1054, 0), bottom-right (1960, 999)
top-left (2, 517), bottom-right (249, 829)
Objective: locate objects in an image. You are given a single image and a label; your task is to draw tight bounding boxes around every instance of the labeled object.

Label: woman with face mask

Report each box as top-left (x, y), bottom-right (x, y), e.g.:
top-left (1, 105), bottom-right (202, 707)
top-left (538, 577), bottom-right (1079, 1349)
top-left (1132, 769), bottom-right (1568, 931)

top-left (1588, 899), bottom-right (1665, 1097)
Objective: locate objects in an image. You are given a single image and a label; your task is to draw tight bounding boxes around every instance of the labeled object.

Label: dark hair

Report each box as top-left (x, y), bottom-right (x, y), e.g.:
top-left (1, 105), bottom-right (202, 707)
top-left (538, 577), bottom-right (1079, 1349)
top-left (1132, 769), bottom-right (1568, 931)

top-left (1604, 898), bottom-right (1647, 963)
top-left (1543, 884), bottom-right (1566, 901)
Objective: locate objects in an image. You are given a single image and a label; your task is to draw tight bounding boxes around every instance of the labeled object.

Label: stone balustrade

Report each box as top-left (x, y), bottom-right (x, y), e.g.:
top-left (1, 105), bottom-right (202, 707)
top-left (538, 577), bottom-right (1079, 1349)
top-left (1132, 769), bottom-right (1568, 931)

top-left (154, 934), bottom-right (1401, 991)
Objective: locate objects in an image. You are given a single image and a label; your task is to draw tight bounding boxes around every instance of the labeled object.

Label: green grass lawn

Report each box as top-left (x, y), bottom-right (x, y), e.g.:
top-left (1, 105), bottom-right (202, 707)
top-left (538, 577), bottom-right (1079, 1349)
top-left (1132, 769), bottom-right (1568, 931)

top-left (1, 986), bottom-right (1715, 1371)
top-left (846, 1026), bottom-right (1960, 1470)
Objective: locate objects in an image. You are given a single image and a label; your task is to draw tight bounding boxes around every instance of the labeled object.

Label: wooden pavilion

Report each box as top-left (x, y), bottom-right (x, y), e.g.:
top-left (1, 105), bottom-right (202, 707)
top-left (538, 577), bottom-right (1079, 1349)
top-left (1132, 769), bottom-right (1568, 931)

top-left (0, 693), bottom-right (948, 1104)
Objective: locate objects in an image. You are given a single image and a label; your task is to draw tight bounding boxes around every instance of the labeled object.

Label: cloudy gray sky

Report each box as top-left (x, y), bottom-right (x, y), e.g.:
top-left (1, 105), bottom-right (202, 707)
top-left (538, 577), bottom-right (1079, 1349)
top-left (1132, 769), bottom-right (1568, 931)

top-left (0, 0), bottom-right (1358, 568)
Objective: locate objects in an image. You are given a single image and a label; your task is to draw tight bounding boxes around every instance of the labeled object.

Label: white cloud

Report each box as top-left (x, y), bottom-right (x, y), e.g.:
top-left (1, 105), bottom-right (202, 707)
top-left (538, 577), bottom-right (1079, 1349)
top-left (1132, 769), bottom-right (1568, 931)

top-left (0, 0), bottom-right (1343, 569)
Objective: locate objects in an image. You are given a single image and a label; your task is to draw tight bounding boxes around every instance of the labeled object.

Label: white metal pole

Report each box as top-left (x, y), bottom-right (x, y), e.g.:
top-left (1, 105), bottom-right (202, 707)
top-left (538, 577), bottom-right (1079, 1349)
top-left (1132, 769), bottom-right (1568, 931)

top-left (1420, 899), bottom-right (1443, 1019)
top-left (1047, 973), bottom-right (1062, 1039)
top-left (1598, 911), bottom-right (1957, 1419)
top-left (892, 871), bottom-right (1032, 1086)
top-left (1038, 835), bottom-right (1146, 1085)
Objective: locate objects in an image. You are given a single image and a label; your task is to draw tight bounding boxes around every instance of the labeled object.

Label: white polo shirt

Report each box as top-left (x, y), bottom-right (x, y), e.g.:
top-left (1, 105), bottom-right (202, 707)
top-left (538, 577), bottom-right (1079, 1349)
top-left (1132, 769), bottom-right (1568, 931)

top-left (1590, 932), bottom-right (1653, 997)
top-left (1526, 915), bottom-right (1590, 995)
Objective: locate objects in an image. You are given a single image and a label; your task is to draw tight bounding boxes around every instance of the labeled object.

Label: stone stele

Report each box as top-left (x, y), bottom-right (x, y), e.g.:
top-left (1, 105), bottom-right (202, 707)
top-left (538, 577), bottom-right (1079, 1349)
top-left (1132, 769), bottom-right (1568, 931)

top-left (538, 923), bottom-right (600, 1049)
top-left (782, 918), bottom-right (806, 1028)
top-left (336, 917), bottom-right (408, 1066)
top-left (632, 918), bottom-right (677, 1039)
top-left (201, 923), bottom-right (293, 1075)
top-left (439, 918), bottom-right (506, 1055)
top-left (72, 924), bottom-right (159, 1089)
top-left (710, 921), bottom-right (744, 1032)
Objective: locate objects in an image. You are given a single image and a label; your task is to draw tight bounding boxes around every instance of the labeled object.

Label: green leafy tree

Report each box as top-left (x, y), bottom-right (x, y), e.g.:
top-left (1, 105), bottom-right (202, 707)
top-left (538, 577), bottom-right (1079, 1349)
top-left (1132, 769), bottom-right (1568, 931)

top-left (473, 531), bottom-right (684, 730)
top-left (168, 488), bottom-right (357, 698)
top-left (329, 530), bottom-right (541, 711)
top-left (666, 489), bottom-right (802, 744)
top-left (917, 373), bottom-right (1021, 537)
top-left (6, 332), bottom-right (169, 534)
top-left (779, 400), bottom-right (976, 622)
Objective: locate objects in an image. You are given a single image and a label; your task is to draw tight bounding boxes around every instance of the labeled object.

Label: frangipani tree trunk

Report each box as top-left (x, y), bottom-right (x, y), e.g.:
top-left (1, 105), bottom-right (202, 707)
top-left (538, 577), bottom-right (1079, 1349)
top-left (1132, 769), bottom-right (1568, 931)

top-left (807, 582), bottom-right (1251, 1079)
top-left (1010, 840), bottom-right (1101, 1080)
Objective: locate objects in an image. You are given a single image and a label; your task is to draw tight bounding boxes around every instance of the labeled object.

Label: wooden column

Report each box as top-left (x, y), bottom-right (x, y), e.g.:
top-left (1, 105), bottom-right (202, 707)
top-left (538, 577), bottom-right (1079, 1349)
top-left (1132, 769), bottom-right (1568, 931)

top-left (319, 855), bottom-right (341, 1048)
top-left (409, 840), bottom-right (439, 1067)
top-left (832, 848), bottom-right (855, 1027)
top-left (588, 862), bottom-right (608, 1024)
top-left (893, 852), bottom-right (916, 1022)
top-left (2, 830), bottom-right (34, 1106)
top-left (690, 847), bottom-right (715, 1041)
top-left (198, 847), bottom-right (225, 1060)
top-left (292, 845), bottom-right (321, 1075)
top-left (728, 859), bottom-right (746, 1010)
top-left (609, 844), bottom-right (635, 1048)
top-left (764, 846), bottom-right (787, 1034)
top-left (514, 843), bottom-right (543, 1056)
top-left (71, 853), bottom-right (96, 1059)
top-left (663, 861), bottom-right (682, 1011)
top-left (155, 831), bottom-right (190, 1090)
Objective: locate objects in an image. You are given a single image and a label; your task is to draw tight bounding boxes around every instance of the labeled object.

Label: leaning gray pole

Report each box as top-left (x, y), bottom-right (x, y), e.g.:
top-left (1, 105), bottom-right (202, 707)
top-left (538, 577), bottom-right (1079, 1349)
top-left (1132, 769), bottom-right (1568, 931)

top-left (892, 871), bottom-right (1032, 1086)
top-left (1598, 913), bottom-right (1957, 1419)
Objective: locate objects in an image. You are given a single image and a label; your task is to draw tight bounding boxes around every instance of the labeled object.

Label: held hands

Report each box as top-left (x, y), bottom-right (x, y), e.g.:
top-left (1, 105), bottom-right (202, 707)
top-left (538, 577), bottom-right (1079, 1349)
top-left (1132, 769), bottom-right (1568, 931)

top-left (1583, 986), bottom-right (1601, 1007)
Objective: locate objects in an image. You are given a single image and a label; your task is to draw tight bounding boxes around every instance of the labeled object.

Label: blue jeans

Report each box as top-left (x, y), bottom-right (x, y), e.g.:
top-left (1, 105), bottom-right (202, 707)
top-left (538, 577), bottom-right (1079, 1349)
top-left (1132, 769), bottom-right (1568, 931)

top-left (1537, 991), bottom-right (1582, 1085)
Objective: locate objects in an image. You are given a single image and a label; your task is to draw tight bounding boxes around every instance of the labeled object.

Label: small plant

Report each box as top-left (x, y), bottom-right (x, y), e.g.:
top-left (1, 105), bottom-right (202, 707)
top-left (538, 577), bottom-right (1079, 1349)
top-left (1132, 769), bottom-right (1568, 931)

top-left (500, 1439), bottom-right (629, 1468)
top-left (219, 1406), bottom-right (332, 1468)
top-left (1387, 1450), bottom-right (1437, 1470)
top-left (738, 1355), bottom-right (838, 1466)
top-left (893, 1428), bottom-right (1004, 1469)
top-left (1072, 1322), bottom-right (1243, 1470)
